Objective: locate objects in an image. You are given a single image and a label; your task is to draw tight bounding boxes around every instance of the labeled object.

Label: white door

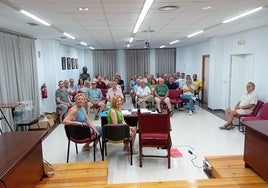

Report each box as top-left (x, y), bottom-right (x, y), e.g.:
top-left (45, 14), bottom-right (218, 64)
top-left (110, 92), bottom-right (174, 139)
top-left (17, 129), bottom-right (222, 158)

top-left (229, 54), bottom-right (254, 108)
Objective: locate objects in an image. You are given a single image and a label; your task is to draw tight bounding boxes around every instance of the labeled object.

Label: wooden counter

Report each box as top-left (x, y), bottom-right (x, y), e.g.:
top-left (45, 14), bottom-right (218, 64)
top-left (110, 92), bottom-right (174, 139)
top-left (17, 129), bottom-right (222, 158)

top-left (242, 120), bottom-right (268, 182)
top-left (0, 131), bottom-right (46, 188)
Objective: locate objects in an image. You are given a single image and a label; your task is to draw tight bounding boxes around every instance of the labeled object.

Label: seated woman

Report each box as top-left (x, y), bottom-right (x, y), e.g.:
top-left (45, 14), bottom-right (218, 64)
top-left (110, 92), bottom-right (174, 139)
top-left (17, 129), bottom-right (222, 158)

top-left (63, 93), bottom-right (102, 151)
top-left (106, 95), bottom-right (138, 154)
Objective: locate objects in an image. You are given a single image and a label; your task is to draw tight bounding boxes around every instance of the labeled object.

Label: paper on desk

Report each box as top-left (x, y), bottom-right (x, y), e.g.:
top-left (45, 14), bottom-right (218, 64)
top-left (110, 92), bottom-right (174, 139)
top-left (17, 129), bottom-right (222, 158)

top-left (121, 110), bottom-right (131, 115)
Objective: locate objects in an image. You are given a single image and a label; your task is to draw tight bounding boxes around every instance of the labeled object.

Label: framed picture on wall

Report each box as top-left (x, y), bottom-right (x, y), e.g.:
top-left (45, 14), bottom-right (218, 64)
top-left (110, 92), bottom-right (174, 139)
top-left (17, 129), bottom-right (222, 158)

top-left (71, 58), bottom-right (75, 69)
top-left (67, 57), bottom-right (71, 70)
top-left (75, 59), bottom-right (78, 69)
top-left (61, 57), bottom-right (66, 70)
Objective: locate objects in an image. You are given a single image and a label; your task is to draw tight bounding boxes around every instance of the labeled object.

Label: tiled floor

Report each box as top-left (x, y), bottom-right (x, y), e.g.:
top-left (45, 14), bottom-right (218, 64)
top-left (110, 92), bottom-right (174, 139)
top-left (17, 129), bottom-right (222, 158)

top-left (42, 96), bottom-right (245, 184)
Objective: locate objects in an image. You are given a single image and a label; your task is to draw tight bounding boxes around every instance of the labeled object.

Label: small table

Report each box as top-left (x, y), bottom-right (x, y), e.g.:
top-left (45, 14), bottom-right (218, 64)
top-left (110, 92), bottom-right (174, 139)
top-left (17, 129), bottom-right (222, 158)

top-left (242, 120), bottom-right (268, 182)
top-left (0, 103), bottom-right (21, 131)
top-left (100, 109), bottom-right (158, 127)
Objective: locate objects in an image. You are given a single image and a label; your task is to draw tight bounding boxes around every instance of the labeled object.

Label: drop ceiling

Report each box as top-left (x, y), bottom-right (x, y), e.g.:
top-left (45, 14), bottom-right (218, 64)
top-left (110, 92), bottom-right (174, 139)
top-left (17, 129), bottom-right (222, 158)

top-left (0, 0), bottom-right (268, 50)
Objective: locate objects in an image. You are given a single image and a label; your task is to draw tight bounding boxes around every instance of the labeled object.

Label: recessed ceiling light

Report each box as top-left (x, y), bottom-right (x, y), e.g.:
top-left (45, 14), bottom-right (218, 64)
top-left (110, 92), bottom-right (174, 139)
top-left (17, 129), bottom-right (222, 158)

top-left (202, 6), bottom-right (212, 10)
top-left (158, 5), bottom-right (179, 11)
top-left (78, 7), bottom-right (89, 11)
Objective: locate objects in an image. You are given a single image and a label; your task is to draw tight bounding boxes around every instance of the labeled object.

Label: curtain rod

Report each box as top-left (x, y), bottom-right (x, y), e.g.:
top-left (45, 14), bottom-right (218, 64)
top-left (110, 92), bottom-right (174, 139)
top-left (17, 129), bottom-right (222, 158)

top-left (0, 28), bottom-right (36, 40)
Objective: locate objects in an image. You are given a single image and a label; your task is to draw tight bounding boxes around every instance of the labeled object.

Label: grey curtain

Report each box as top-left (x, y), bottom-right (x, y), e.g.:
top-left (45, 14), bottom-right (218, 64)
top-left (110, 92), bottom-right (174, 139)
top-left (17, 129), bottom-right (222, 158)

top-left (125, 49), bottom-right (150, 92)
top-left (93, 50), bottom-right (117, 80)
top-left (155, 48), bottom-right (176, 74)
top-left (0, 31), bottom-right (39, 132)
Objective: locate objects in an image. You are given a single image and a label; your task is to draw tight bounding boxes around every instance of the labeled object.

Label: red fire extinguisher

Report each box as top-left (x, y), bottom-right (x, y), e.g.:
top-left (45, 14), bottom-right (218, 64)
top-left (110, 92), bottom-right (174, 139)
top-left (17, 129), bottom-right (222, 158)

top-left (41, 83), bottom-right (48, 98)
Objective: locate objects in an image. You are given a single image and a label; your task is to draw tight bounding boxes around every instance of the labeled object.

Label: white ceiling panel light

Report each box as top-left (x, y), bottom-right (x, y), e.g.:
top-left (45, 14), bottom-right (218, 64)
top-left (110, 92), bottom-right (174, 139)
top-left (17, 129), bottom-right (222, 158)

top-left (169, 40), bottom-right (179, 45)
top-left (63, 32), bottom-right (76, 40)
top-left (80, 42), bottom-right (87, 46)
top-left (222, 7), bottom-right (263, 24)
top-left (159, 45), bottom-right (165, 48)
top-left (20, 9), bottom-right (51, 26)
top-left (132, 0), bottom-right (154, 34)
top-left (187, 30), bottom-right (204, 38)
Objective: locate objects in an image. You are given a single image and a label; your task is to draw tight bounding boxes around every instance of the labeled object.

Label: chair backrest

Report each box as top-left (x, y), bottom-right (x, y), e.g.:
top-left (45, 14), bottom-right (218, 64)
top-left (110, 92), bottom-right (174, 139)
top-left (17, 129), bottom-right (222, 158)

top-left (138, 111), bottom-right (171, 134)
top-left (64, 125), bottom-right (93, 143)
top-left (251, 100), bottom-right (264, 116)
top-left (259, 102), bottom-right (268, 119)
top-left (168, 89), bottom-right (180, 99)
top-left (102, 124), bottom-right (130, 141)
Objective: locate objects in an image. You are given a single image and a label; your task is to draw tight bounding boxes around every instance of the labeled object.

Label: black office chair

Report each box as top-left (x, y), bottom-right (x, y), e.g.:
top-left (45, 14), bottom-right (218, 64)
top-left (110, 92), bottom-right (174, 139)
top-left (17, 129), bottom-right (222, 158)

top-left (64, 124), bottom-right (102, 163)
top-left (101, 124), bottom-right (133, 165)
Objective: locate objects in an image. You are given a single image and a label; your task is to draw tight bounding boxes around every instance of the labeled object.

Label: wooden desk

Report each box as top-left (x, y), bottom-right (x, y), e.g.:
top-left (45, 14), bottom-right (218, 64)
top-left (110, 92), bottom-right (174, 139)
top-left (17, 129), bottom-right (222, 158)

top-left (100, 112), bottom-right (138, 127)
top-left (242, 120), bottom-right (268, 182)
top-left (0, 103), bottom-right (21, 131)
top-left (0, 131), bottom-right (46, 188)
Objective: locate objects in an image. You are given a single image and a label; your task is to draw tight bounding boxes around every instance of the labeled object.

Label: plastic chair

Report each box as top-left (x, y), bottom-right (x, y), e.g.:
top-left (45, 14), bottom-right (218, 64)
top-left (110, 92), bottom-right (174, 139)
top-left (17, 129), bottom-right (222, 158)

top-left (101, 124), bottom-right (133, 165)
top-left (64, 124), bottom-right (101, 163)
top-left (234, 100), bottom-right (264, 132)
top-left (138, 110), bottom-right (172, 168)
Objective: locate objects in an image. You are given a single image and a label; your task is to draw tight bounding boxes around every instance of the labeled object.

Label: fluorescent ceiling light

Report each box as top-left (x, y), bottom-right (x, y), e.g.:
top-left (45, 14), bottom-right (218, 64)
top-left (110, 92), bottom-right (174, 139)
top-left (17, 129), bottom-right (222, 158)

top-left (222, 7), bottom-right (263, 24)
top-left (187, 30), bottom-right (204, 38)
top-left (127, 44), bottom-right (130, 48)
top-left (20, 9), bottom-right (51, 26)
top-left (169, 40), bottom-right (179, 45)
top-left (80, 42), bottom-right (87, 46)
top-left (63, 32), bottom-right (75, 40)
top-left (129, 37), bottom-right (134, 43)
top-left (89, 46), bottom-right (94, 50)
top-left (133, 0), bottom-right (154, 34)
top-left (78, 7), bottom-right (89, 11)
top-left (160, 45), bottom-right (165, 48)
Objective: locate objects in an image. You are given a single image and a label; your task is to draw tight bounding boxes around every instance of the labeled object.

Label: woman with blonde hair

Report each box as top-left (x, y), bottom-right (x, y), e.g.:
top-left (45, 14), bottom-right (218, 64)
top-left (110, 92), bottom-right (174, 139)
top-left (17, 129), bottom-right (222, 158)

top-left (63, 93), bottom-right (102, 151)
top-left (107, 95), bottom-right (138, 154)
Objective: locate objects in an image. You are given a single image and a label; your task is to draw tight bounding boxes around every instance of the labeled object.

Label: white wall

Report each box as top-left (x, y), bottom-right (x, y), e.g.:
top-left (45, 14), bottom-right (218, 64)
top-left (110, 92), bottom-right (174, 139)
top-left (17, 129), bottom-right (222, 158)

top-left (177, 25), bottom-right (268, 110)
top-left (36, 39), bottom-right (89, 112)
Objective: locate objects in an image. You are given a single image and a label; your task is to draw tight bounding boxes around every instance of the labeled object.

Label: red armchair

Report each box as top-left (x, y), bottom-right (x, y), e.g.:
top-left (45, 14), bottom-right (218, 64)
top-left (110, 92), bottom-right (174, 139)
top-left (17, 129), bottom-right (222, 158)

top-left (138, 110), bottom-right (172, 168)
top-left (234, 100), bottom-right (264, 132)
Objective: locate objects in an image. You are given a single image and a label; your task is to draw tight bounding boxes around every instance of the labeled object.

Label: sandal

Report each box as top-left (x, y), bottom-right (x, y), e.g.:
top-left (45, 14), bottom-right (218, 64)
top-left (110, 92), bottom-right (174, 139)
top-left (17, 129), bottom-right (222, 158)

top-left (226, 125), bottom-right (235, 130)
top-left (219, 125), bottom-right (228, 130)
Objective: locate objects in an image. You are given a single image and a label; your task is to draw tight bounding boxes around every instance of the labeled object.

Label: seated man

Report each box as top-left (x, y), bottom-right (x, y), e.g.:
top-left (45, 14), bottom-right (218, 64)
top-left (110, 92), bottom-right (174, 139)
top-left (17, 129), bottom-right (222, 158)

top-left (136, 80), bottom-right (154, 109)
top-left (192, 74), bottom-right (202, 99)
top-left (85, 80), bottom-right (105, 120)
top-left (55, 80), bottom-right (72, 122)
top-left (180, 79), bottom-right (196, 115)
top-left (154, 78), bottom-right (172, 113)
top-left (106, 80), bottom-right (124, 106)
top-left (219, 82), bottom-right (258, 130)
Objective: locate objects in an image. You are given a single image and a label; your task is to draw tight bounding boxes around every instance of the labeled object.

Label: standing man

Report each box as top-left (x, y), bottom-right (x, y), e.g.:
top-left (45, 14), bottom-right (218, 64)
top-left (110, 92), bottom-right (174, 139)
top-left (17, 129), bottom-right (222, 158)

top-left (219, 82), bottom-right (258, 130)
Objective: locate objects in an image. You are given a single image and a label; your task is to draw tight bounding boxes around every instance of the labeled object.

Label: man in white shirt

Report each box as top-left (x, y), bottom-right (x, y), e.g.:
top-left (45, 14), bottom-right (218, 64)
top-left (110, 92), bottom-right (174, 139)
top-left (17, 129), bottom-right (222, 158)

top-left (219, 82), bottom-right (258, 130)
top-left (136, 80), bottom-right (153, 108)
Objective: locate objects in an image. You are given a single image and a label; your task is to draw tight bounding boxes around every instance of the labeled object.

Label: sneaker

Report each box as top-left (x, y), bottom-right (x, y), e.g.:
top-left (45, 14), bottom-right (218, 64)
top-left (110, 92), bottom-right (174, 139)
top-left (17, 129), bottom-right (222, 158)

top-left (191, 96), bottom-right (197, 101)
top-left (189, 110), bottom-right (193, 115)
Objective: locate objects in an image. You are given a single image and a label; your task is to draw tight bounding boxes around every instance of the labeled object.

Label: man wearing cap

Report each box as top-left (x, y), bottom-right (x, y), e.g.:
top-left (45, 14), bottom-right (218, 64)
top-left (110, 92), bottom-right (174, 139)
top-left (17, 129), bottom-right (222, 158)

top-left (85, 80), bottom-right (105, 120)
